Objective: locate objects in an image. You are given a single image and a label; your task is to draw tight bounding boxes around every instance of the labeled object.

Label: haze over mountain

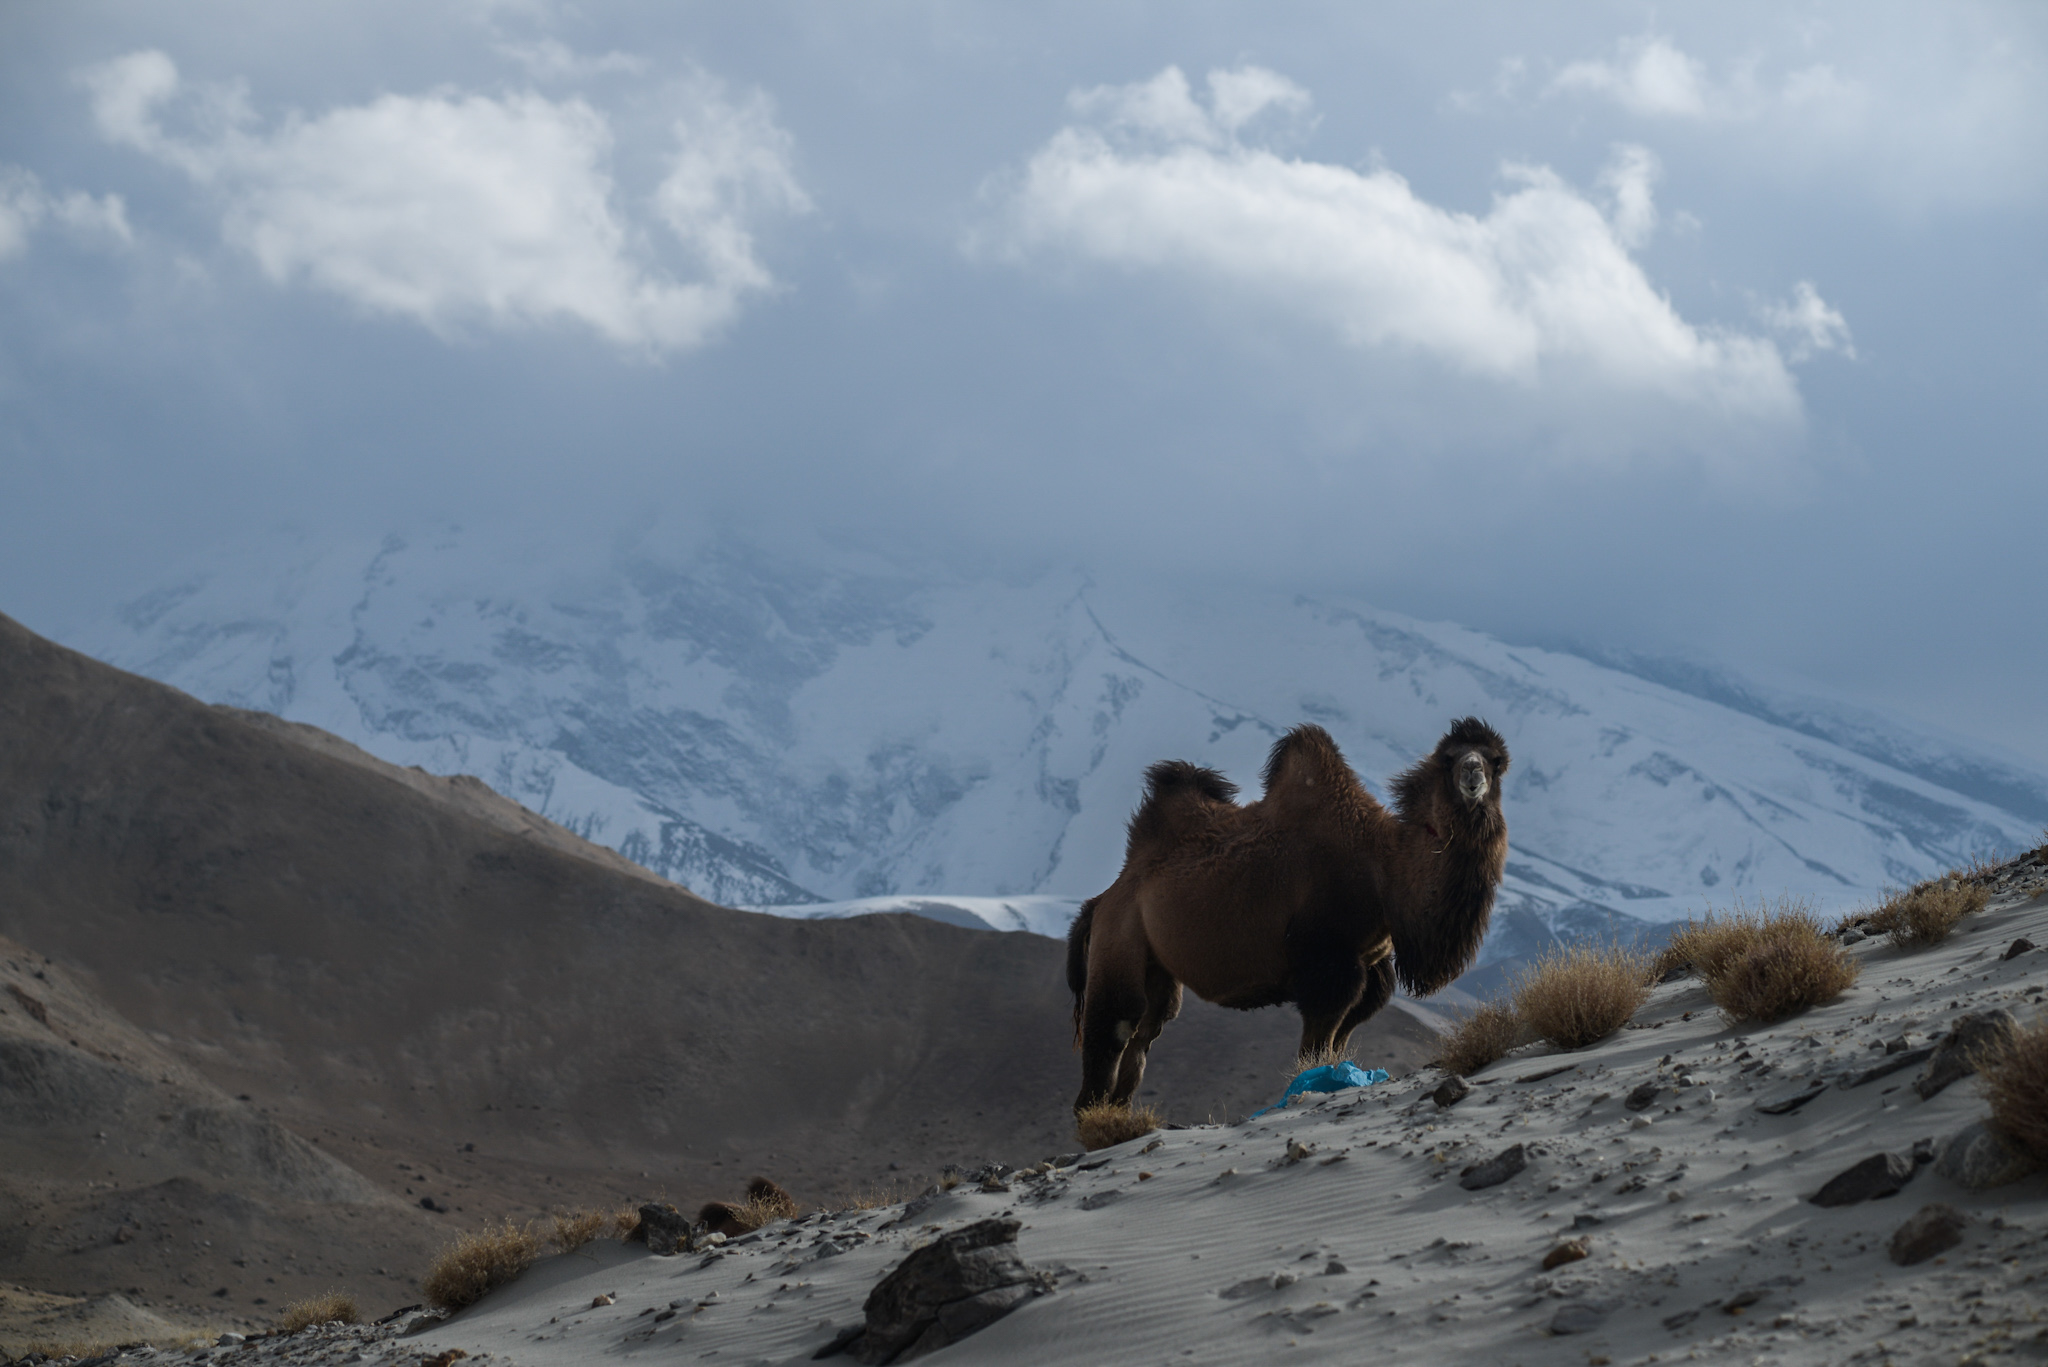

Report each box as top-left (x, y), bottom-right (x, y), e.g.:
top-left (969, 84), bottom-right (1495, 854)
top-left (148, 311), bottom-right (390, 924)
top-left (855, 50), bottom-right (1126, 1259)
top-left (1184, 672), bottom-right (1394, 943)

top-left (53, 527), bottom-right (2048, 969)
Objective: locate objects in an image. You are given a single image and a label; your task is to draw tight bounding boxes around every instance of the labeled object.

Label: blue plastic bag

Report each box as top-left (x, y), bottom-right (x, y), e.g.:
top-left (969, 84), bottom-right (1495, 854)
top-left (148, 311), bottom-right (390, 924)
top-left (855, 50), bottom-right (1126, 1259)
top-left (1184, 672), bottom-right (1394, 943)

top-left (1248, 1061), bottom-right (1390, 1119)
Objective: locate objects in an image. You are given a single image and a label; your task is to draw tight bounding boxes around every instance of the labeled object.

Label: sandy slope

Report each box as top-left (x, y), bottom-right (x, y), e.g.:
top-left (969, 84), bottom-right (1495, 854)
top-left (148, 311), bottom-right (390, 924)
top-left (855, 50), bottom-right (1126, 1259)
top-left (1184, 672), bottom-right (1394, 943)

top-left (364, 888), bottom-right (2046, 1367)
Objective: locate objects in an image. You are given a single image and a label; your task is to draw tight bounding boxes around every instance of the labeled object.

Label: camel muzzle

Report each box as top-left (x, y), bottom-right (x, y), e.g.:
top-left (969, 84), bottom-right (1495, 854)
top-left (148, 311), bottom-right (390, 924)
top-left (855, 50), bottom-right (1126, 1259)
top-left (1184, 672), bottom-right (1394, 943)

top-left (1456, 754), bottom-right (1488, 803)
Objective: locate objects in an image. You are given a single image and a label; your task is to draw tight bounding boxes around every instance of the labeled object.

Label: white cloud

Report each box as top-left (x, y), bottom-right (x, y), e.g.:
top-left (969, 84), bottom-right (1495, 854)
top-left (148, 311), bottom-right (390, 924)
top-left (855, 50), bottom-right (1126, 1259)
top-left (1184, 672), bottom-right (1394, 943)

top-left (1598, 143), bottom-right (1660, 249)
top-left (495, 38), bottom-right (648, 82)
top-left (1552, 36), bottom-right (1720, 119)
top-left (80, 50), bottom-right (808, 354)
top-left (1759, 281), bottom-right (1856, 361)
top-left (988, 67), bottom-right (1802, 428)
top-left (0, 164), bottom-right (132, 260)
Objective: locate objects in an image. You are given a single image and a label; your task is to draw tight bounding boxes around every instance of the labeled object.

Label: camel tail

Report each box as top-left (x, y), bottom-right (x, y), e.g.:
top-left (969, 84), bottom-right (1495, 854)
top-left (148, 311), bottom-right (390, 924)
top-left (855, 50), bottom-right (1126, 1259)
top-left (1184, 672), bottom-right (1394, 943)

top-left (1066, 897), bottom-right (1097, 1047)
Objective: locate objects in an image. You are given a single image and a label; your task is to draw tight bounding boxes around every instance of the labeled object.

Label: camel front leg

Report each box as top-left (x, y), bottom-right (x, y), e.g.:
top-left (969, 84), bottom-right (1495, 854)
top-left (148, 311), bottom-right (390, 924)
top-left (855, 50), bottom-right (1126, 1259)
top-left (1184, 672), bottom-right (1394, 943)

top-left (1329, 955), bottom-right (1397, 1057)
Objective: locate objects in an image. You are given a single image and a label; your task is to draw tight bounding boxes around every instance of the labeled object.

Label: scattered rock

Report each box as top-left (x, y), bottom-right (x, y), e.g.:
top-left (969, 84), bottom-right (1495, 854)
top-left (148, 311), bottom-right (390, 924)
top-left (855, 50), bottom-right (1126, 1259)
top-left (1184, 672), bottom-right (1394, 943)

top-left (1571, 1213), bottom-right (1603, 1230)
top-left (591, 1293), bottom-right (615, 1308)
top-left (1078, 1190), bottom-right (1122, 1211)
top-left (1541, 1239), bottom-right (1589, 1270)
top-left (1548, 1302), bottom-right (1607, 1335)
top-left (1322, 1259), bottom-right (1347, 1276)
top-left (1884, 1036), bottom-right (1912, 1054)
top-left (1811, 1151), bottom-right (1916, 1207)
top-left (1910, 1136), bottom-right (1936, 1165)
top-left (1844, 1047), bottom-right (1933, 1088)
top-left (1284, 1139), bottom-right (1313, 1164)
top-left (2004, 937), bottom-right (2035, 961)
top-left (842, 1217), bottom-right (1049, 1364)
top-left (1431, 1076), bottom-right (1471, 1109)
top-left (1755, 1081), bottom-right (1827, 1114)
top-left (1915, 1010), bottom-right (2019, 1100)
top-left (1629, 1115), bottom-right (1654, 1131)
top-left (1624, 1082), bottom-right (1661, 1112)
top-left (1889, 1203), bottom-right (1968, 1266)
top-left (635, 1202), bottom-right (714, 1256)
top-left (1935, 1122), bottom-right (2041, 1189)
top-left (1458, 1143), bottom-right (1527, 1191)
top-left (1220, 1273), bottom-right (1296, 1300)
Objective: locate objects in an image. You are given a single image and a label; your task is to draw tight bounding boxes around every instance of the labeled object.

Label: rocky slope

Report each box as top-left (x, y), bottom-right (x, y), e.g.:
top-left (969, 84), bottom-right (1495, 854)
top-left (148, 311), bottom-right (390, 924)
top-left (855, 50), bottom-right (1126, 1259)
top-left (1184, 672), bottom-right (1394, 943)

top-left (0, 608), bottom-right (1438, 1340)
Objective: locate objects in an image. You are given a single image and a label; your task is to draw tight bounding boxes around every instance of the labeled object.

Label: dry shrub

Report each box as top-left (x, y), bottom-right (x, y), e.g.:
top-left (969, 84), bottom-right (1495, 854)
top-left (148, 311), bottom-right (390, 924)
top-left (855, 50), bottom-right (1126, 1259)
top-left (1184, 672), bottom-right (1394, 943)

top-left (277, 1291), bottom-right (360, 1333)
top-left (1512, 944), bottom-right (1653, 1050)
top-left (1430, 999), bottom-right (1523, 1076)
top-left (1980, 1013), bottom-right (2048, 1164)
top-left (1866, 878), bottom-right (1989, 948)
top-left (836, 1179), bottom-right (914, 1212)
top-left (421, 1219), bottom-right (542, 1310)
top-left (1074, 1101), bottom-right (1160, 1150)
top-left (1704, 912), bottom-right (1859, 1024)
top-left (725, 1187), bottom-right (800, 1234)
top-left (1290, 1042), bottom-right (1358, 1076)
top-left (548, 1204), bottom-right (641, 1252)
top-left (1654, 901), bottom-right (1792, 982)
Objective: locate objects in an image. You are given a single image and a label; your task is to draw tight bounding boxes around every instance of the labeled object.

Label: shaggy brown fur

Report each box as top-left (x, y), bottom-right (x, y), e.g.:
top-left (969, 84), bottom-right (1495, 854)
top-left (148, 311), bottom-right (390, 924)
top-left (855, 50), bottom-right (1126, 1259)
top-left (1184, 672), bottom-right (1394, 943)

top-left (698, 1176), bottom-right (797, 1236)
top-left (1067, 719), bottom-right (1509, 1111)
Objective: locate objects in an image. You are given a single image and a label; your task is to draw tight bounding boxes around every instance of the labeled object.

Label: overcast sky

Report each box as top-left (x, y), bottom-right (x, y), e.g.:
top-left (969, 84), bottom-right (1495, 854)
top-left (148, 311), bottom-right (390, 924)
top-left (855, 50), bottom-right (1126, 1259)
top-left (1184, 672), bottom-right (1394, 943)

top-left (3, 1), bottom-right (2045, 766)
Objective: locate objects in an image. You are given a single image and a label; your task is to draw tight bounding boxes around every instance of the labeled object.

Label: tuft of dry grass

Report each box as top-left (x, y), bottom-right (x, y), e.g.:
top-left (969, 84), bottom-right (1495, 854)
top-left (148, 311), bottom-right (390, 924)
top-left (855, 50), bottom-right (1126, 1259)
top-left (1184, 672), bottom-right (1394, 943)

top-left (1703, 911), bottom-right (1859, 1024)
top-left (1430, 999), bottom-right (1524, 1076)
top-left (1512, 943), bottom-right (1654, 1050)
top-left (421, 1219), bottom-right (542, 1310)
top-left (1075, 1101), bottom-right (1161, 1150)
top-left (1865, 878), bottom-right (1989, 948)
top-left (1288, 1042), bottom-right (1358, 1077)
top-left (277, 1291), bottom-right (360, 1334)
top-left (835, 1179), bottom-right (915, 1212)
top-left (724, 1188), bottom-right (800, 1234)
top-left (1653, 900), bottom-right (1802, 982)
top-left (548, 1204), bottom-right (642, 1252)
top-left (1980, 1013), bottom-right (2048, 1164)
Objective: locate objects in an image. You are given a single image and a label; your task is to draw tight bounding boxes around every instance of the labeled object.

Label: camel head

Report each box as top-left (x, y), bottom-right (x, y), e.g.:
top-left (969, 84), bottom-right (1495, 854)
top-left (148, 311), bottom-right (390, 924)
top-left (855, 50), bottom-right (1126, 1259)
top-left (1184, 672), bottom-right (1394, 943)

top-left (1385, 717), bottom-right (1511, 995)
top-left (1393, 716), bottom-right (1509, 837)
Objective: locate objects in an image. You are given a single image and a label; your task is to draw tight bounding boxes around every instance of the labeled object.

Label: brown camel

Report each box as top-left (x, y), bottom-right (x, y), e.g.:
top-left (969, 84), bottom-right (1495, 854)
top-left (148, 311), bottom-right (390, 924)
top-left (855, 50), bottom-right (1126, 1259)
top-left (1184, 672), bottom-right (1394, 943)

top-left (1066, 718), bottom-right (1509, 1112)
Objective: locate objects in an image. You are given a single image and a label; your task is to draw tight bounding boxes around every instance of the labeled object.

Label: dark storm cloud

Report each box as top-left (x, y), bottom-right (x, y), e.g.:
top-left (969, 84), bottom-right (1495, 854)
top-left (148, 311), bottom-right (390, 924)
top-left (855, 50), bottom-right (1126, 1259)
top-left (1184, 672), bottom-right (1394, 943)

top-left (1, 1), bottom-right (2044, 763)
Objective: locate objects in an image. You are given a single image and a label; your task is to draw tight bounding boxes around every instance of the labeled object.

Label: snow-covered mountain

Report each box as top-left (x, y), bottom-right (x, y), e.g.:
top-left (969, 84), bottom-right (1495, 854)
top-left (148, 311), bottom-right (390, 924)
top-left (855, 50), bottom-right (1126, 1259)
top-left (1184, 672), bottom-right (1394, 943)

top-left (55, 527), bottom-right (2048, 965)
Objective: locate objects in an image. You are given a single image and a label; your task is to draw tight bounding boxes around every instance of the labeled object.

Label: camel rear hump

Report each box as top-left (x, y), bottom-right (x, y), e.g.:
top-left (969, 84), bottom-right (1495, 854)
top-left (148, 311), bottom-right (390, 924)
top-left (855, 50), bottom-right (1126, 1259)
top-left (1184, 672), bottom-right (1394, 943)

top-left (1123, 759), bottom-right (1238, 863)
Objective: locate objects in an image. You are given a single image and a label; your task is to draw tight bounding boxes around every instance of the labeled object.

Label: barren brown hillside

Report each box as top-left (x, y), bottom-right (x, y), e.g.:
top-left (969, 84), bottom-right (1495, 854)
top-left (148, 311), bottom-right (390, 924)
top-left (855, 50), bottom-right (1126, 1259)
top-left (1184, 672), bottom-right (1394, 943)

top-left (0, 610), bottom-right (1438, 1324)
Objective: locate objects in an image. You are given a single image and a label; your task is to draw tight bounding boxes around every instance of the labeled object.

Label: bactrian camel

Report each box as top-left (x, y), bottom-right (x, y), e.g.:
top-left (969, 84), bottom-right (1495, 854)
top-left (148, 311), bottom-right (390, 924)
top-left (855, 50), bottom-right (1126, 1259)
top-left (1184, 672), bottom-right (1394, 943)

top-left (1066, 718), bottom-right (1509, 1112)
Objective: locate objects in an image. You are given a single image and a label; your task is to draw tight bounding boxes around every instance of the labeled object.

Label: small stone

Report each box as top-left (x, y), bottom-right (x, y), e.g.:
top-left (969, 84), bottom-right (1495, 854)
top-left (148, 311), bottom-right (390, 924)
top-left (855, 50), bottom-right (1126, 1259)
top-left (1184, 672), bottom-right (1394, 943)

top-left (1889, 1203), bottom-right (1968, 1265)
top-left (847, 1217), bottom-right (1045, 1364)
top-left (1431, 1076), bottom-right (1471, 1109)
top-left (1549, 1302), bottom-right (1607, 1335)
top-left (1542, 1239), bottom-right (1589, 1270)
top-left (1754, 1081), bottom-right (1826, 1114)
top-left (1458, 1143), bottom-right (1527, 1191)
top-left (1915, 1010), bottom-right (2019, 1100)
top-left (1845, 1047), bottom-right (1934, 1088)
top-left (1810, 1151), bottom-right (1916, 1207)
top-left (1078, 1189), bottom-right (1122, 1210)
top-left (1322, 1260), bottom-right (1347, 1275)
top-left (635, 1203), bottom-right (696, 1256)
top-left (591, 1293), bottom-right (615, 1308)
top-left (2003, 937), bottom-right (2035, 961)
top-left (1571, 1213), bottom-right (1603, 1230)
top-left (1884, 1036), bottom-right (1911, 1055)
top-left (1935, 1121), bottom-right (2041, 1189)
top-left (1629, 1116), bottom-right (1653, 1131)
top-left (1624, 1082), bottom-right (1661, 1112)
top-left (215, 1336), bottom-right (244, 1347)
top-left (1285, 1139), bottom-right (1313, 1164)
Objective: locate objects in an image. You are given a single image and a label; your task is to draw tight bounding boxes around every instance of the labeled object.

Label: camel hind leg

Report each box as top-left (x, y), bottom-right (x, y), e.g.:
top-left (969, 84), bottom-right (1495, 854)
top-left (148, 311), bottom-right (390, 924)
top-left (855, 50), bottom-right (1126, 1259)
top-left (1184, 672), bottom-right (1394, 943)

top-left (1106, 959), bottom-right (1181, 1108)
